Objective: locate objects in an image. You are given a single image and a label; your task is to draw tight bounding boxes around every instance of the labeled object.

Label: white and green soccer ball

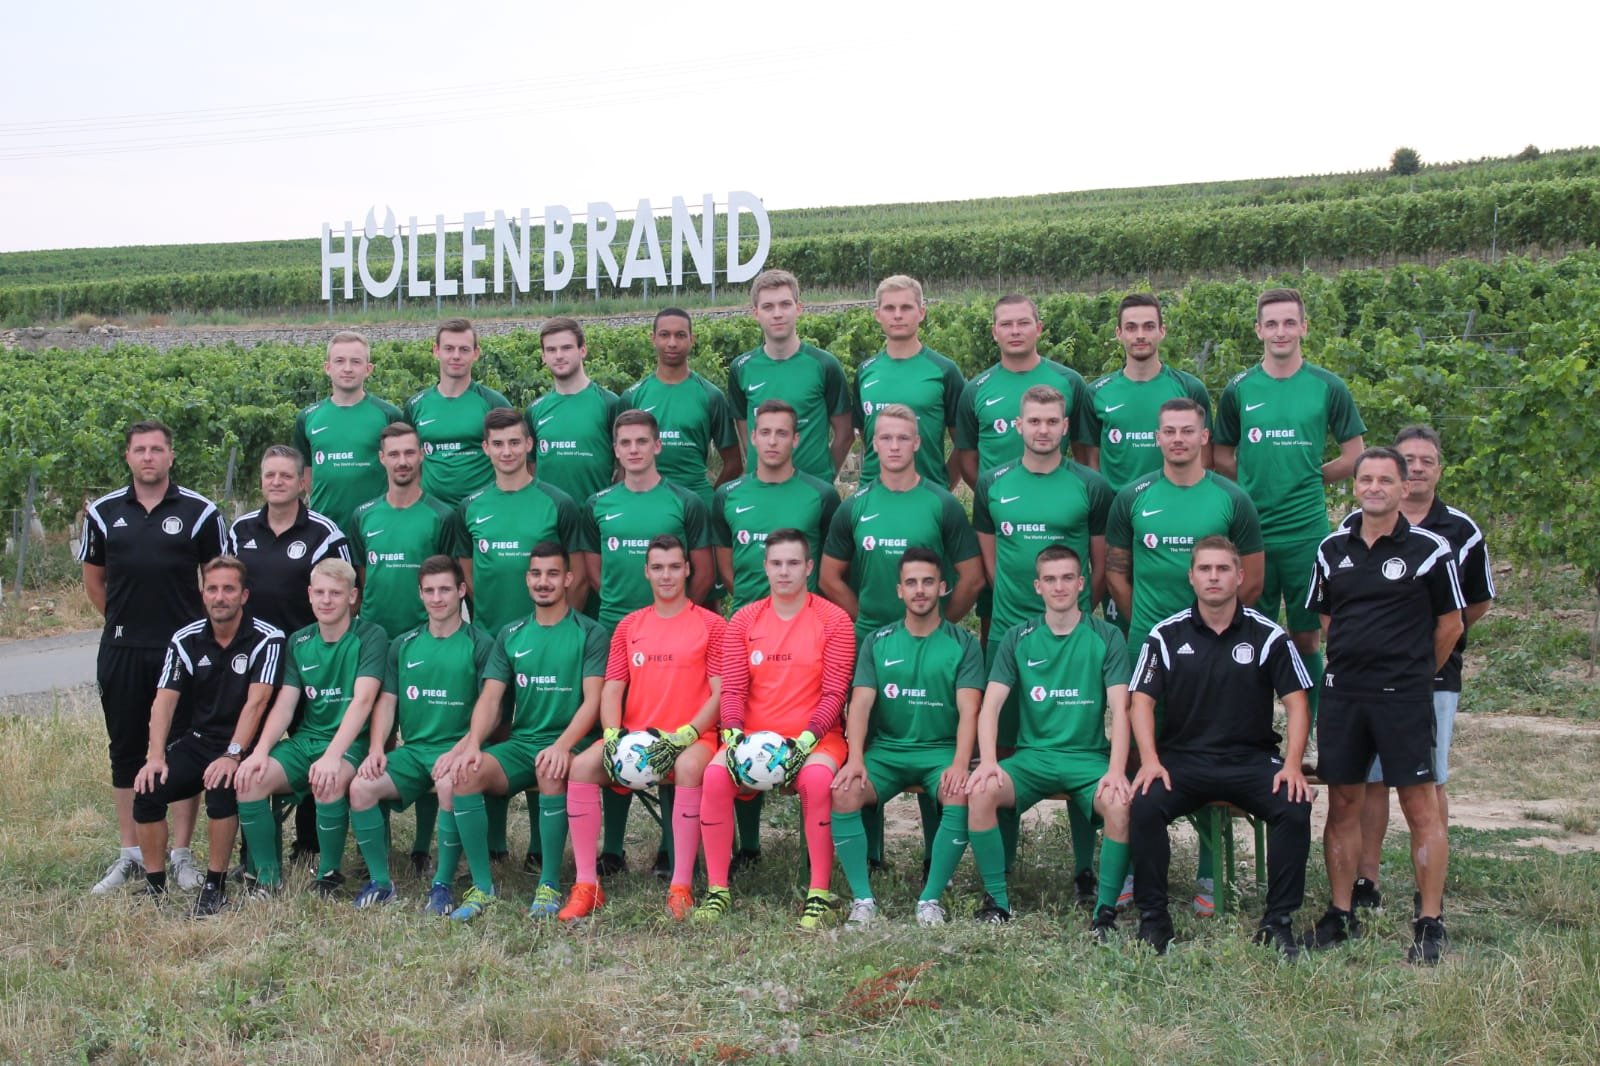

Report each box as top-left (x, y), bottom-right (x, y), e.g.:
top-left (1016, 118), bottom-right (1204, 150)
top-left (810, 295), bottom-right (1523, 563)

top-left (732, 730), bottom-right (789, 791)
top-left (611, 730), bottom-right (660, 790)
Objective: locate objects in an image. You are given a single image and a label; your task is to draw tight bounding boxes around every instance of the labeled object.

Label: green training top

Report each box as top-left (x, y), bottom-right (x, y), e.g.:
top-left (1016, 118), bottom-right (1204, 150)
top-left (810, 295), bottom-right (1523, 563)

top-left (528, 381), bottom-right (620, 504)
top-left (988, 614), bottom-right (1130, 753)
top-left (576, 478), bottom-right (712, 631)
top-left (1082, 364), bottom-right (1212, 491)
top-left (348, 493), bottom-right (466, 639)
top-left (480, 609), bottom-right (609, 741)
top-left (823, 477), bottom-right (979, 637)
top-left (452, 479), bottom-right (581, 635)
top-left (1213, 362), bottom-right (1365, 544)
top-left (618, 372), bottom-right (738, 505)
top-left (854, 619), bottom-right (986, 750)
top-left (726, 342), bottom-right (850, 481)
top-left (292, 393), bottom-right (405, 533)
top-left (404, 381), bottom-right (512, 507)
top-left (281, 618), bottom-right (390, 746)
top-left (1104, 470), bottom-right (1263, 650)
top-left (953, 358), bottom-right (1093, 473)
top-left (384, 621), bottom-right (496, 748)
top-left (711, 470), bottom-right (841, 611)
top-left (973, 459), bottom-right (1113, 623)
top-left (853, 346), bottom-right (967, 487)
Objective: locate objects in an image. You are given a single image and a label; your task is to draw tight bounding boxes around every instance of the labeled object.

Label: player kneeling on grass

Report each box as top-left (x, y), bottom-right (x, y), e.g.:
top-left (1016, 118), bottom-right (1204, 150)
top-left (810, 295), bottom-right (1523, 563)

top-left (562, 535), bottom-right (727, 921)
top-left (964, 545), bottom-right (1134, 932)
top-left (696, 529), bottom-right (856, 928)
top-left (431, 541), bottom-right (606, 920)
top-left (133, 556), bottom-right (284, 916)
top-left (832, 547), bottom-right (984, 927)
top-left (1126, 537), bottom-right (1313, 957)
top-left (347, 556), bottom-right (494, 909)
top-left (235, 558), bottom-right (387, 897)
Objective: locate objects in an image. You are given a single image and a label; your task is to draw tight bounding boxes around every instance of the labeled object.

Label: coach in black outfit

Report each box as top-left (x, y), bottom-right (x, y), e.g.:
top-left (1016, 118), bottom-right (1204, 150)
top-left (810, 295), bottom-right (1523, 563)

top-left (1127, 535), bottom-right (1313, 958)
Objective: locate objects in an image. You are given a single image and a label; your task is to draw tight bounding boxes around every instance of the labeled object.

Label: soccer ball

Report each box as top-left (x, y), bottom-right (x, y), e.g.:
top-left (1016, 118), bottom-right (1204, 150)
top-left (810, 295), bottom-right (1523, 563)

top-left (610, 731), bottom-right (660, 790)
top-left (731, 730), bottom-right (789, 791)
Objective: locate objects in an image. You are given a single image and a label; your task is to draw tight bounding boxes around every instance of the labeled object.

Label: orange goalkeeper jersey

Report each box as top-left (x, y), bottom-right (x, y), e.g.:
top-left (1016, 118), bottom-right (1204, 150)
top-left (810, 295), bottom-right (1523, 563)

top-left (719, 593), bottom-right (855, 737)
top-left (605, 602), bottom-right (727, 732)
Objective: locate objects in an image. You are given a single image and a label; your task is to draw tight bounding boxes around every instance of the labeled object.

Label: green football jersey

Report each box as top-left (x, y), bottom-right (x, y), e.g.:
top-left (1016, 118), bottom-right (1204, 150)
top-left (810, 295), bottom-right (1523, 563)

top-left (385, 621), bottom-right (496, 747)
top-left (711, 470), bottom-right (841, 610)
top-left (292, 394), bottom-right (404, 533)
top-left (854, 619), bottom-right (986, 749)
top-left (528, 382), bottom-right (620, 504)
top-left (973, 460), bottom-right (1113, 624)
top-left (619, 372), bottom-right (737, 505)
top-left (726, 342), bottom-right (850, 481)
top-left (480, 609), bottom-right (609, 741)
top-left (281, 618), bottom-right (390, 746)
top-left (1082, 365), bottom-right (1212, 491)
top-left (454, 479), bottom-right (581, 635)
top-left (988, 615), bottom-right (1130, 753)
top-left (1104, 470), bottom-right (1263, 649)
top-left (1213, 363), bottom-right (1365, 544)
top-left (404, 381), bottom-right (512, 507)
top-left (577, 479), bottom-right (712, 630)
top-left (952, 358), bottom-right (1094, 474)
top-left (823, 477), bottom-right (979, 637)
top-left (853, 346), bottom-right (967, 487)
top-left (348, 493), bottom-right (465, 639)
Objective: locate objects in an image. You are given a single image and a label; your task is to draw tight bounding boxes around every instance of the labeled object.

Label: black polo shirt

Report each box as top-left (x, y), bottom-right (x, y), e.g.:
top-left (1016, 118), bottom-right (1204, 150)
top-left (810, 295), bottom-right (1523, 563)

top-left (78, 481), bottom-right (228, 649)
top-left (157, 613), bottom-right (285, 744)
top-left (1309, 512), bottom-right (1465, 700)
top-left (1130, 603), bottom-right (1311, 755)
top-left (228, 502), bottom-right (352, 634)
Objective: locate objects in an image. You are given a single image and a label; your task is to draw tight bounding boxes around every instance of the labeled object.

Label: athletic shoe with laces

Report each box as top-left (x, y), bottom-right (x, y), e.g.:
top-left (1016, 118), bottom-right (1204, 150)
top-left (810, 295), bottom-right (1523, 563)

top-left (352, 880), bottom-right (399, 909)
top-left (1351, 877), bottom-right (1383, 910)
top-left (91, 856), bottom-right (144, 895)
top-left (729, 849), bottom-right (762, 877)
top-left (596, 852), bottom-right (626, 876)
top-left (1254, 918), bottom-right (1300, 960)
top-left (528, 883), bottom-right (563, 919)
top-left (1136, 913), bottom-right (1174, 955)
top-left (1074, 869), bottom-right (1098, 909)
top-left (1115, 874), bottom-right (1135, 912)
top-left (652, 849), bottom-right (671, 881)
top-left (915, 900), bottom-right (947, 927)
top-left (1091, 904), bottom-right (1118, 943)
top-left (693, 887), bottom-right (732, 923)
top-left (557, 882), bottom-right (604, 922)
top-left (798, 890), bottom-right (839, 930)
top-left (1302, 906), bottom-right (1362, 951)
top-left (665, 884), bottom-right (695, 921)
top-left (190, 882), bottom-right (227, 918)
top-left (846, 898), bottom-right (879, 928)
top-left (975, 900), bottom-right (1012, 924)
top-left (522, 852), bottom-right (541, 875)
top-left (424, 882), bottom-right (454, 917)
top-left (1192, 877), bottom-right (1216, 917)
top-left (1408, 915), bottom-right (1448, 965)
top-left (310, 870), bottom-right (346, 900)
top-left (408, 851), bottom-right (432, 879)
top-left (170, 849), bottom-right (206, 892)
top-left (450, 886), bottom-right (496, 922)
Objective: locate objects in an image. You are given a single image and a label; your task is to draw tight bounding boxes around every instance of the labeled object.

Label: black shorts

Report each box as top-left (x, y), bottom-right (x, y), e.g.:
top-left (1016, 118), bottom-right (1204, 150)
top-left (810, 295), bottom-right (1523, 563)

top-left (97, 643), bottom-right (174, 788)
top-left (132, 732), bottom-right (239, 823)
top-left (1316, 691), bottom-right (1435, 787)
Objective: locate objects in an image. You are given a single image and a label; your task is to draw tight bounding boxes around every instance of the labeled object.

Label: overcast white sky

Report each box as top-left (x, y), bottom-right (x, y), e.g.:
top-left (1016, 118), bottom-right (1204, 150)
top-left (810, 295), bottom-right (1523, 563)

top-left (1, 0), bottom-right (1595, 254)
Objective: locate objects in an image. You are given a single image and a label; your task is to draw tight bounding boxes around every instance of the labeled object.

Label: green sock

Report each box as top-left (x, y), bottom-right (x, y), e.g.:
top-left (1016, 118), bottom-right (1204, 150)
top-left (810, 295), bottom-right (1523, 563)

top-left (238, 798), bottom-right (281, 886)
top-left (917, 792), bottom-right (939, 866)
top-left (314, 798), bottom-right (350, 879)
top-left (971, 825), bottom-right (1010, 912)
top-left (487, 793), bottom-right (509, 854)
top-left (734, 792), bottom-right (763, 853)
top-left (919, 804), bottom-right (970, 902)
top-left (537, 794), bottom-right (567, 890)
top-left (411, 793), bottom-right (438, 854)
top-left (1304, 648), bottom-right (1324, 723)
top-left (453, 793), bottom-right (494, 894)
top-left (601, 786), bottom-right (631, 856)
top-left (863, 802), bottom-right (885, 864)
top-left (998, 805), bottom-right (1020, 873)
top-left (1196, 833), bottom-right (1216, 882)
top-left (350, 805), bottom-right (391, 886)
top-left (658, 787), bottom-right (675, 863)
top-left (1069, 804), bottom-right (1096, 877)
top-left (830, 810), bottom-right (872, 900)
top-left (435, 806), bottom-right (462, 886)
top-left (1096, 838), bottom-right (1131, 912)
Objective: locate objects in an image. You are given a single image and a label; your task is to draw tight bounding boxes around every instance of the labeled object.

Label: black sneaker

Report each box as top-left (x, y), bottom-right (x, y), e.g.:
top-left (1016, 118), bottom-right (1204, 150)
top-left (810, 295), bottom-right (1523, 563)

top-left (1254, 917), bottom-right (1300, 961)
top-left (1408, 916), bottom-right (1449, 965)
top-left (1351, 877), bottom-right (1383, 910)
top-left (311, 871), bottom-right (346, 899)
top-left (1075, 870), bottom-right (1098, 909)
top-left (1090, 904), bottom-right (1117, 942)
top-left (1136, 912), bottom-right (1174, 955)
top-left (730, 849), bottom-right (762, 876)
top-left (652, 849), bottom-right (671, 881)
top-left (1302, 906), bottom-right (1362, 951)
top-left (409, 851), bottom-right (433, 879)
top-left (191, 882), bottom-right (227, 918)
top-left (522, 852), bottom-right (541, 875)
top-left (975, 900), bottom-right (1012, 924)
top-left (596, 852), bottom-right (626, 876)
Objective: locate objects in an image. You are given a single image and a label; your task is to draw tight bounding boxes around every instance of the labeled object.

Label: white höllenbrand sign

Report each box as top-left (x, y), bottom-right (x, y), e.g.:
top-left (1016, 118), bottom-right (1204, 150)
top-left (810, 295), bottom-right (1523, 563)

top-left (321, 193), bottom-right (770, 300)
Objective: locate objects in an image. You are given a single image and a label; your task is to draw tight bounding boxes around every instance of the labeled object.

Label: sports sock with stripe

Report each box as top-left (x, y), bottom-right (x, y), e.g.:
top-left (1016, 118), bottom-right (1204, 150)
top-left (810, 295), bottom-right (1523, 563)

top-left (672, 785), bottom-right (702, 887)
top-left (314, 797), bottom-right (350, 879)
top-left (452, 792), bottom-right (494, 894)
top-left (970, 824), bottom-right (1010, 912)
top-left (1096, 837), bottom-right (1131, 912)
top-left (536, 793), bottom-right (567, 890)
top-left (434, 804), bottom-right (463, 887)
top-left (831, 809), bottom-right (871, 900)
top-left (566, 781), bottom-right (602, 885)
top-left (238, 798), bottom-right (280, 886)
top-left (794, 763), bottom-right (836, 892)
top-left (350, 804), bottom-right (391, 887)
top-left (919, 803), bottom-right (970, 902)
top-left (700, 764), bottom-right (737, 887)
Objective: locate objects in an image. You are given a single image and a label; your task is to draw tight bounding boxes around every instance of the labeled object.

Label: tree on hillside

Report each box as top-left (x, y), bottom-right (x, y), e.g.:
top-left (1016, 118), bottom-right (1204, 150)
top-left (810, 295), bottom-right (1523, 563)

top-left (1517, 144), bottom-right (1542, 162)
top-left (1390, 147), bottom-right (1422, 175)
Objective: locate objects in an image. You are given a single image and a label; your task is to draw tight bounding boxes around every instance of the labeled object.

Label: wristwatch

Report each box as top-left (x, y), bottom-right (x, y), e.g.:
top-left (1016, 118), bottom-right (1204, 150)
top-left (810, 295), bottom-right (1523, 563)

top-left (225, 742), bottom-right (244, 760)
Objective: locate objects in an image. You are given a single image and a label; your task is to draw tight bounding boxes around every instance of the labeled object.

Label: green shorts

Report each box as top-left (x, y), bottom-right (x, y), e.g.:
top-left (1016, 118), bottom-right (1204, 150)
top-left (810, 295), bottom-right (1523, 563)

top-left (999, 747), bottom-right (1108, 820)
top-left (864, 744), bottom-right (957, 802)
top-left (384, 742), bottom-right (452, 808)
top-left (269, 732), bottom-right (369, 803)
top-left (484, 732), bottom-right (591, 794)
top-left (983, 638), bottom-right (1022, 750)
top-left (1258, 536), bottom-right (1324, 634)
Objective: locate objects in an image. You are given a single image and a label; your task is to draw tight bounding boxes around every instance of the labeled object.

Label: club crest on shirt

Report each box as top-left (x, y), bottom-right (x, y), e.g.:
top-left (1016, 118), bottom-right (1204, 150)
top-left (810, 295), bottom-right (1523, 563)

top-left (287, 541), bottom-right (307, 560)
top-left (749, 649), bottom-right (764, 666)
top-left (1108, 428), bottom-right (1123, 444)
top-left (883, 683), bottom-right (900, 699)
top-left (161, 516), bottom-right (184, 535)
top-left (1382, 558), bottom-right (1408, 581)
top-left (232, 654), bottom-right (249, 674)
top-left (632, 651), bottom-right (645, 667)
top-left (1232, 643), bottom-right (1254, 665)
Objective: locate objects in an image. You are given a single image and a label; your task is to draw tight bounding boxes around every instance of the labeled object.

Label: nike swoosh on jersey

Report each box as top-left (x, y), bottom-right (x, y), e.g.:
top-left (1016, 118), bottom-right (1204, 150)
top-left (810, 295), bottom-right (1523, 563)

top-left (601, 513), bottom-right (623, 521)
top-left (310, 425), bottom-right (331, 434)
top-left (406, 659), bottom-right (426, 668)
top-left (998, 495), bottom-right (1021, 504)
top-left (365, 529), bottom-right (385, 537)
top-left (747, 382), bottom-right (767, 392)
top-left (1141, 508), bottom-right (1164, 517)
top-left (860, 513), bottom-right (881, 522)
top-left (863, 379), bottom-right (882, 389)
top-left (735, 505), bottom-right (756, 514)
top-left (1104, 404), bottom-right (1126, 412)
top-left (537, 415), bottom-right (556, 426)
top-left (417, 418), bottom-right (439, 425)
top-left (514, 648), bottom-right (535, 658)
top-left (300, 662), bottom-right (322, 671)
top-left (472, 514), bottom-right (495, 524)
top-left (1244, 402), bottom-right (1267, 412)
top-left (982, 396), bottom-right (1006, 407)
top-left (884, 658), bottom-right (906, 666)
top-left (1027, 658), bottom-right (1049, 667)
top-left (640, 406), bottom-right (658, 413)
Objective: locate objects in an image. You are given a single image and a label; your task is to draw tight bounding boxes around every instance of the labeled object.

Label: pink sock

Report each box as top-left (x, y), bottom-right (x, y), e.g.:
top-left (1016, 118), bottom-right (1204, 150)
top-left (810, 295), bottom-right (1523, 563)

top-left (795, 763), bottom-right (836, 891)
top-left (672, 786), bottom-right (702, 886)
top-left (567, 781), bottom-right (602, 884)
top-left (700, 765), bottom-right (736, 887)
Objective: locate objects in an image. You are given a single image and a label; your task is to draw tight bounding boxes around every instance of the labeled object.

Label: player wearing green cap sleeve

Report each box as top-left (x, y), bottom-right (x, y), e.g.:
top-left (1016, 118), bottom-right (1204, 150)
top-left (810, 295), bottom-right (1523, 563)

top-left (404, 318), bottom-right (511, 507)
top-left (292, 330), bottom-right (405, 534)
top-left (528, 317), bottom-right (620, 506)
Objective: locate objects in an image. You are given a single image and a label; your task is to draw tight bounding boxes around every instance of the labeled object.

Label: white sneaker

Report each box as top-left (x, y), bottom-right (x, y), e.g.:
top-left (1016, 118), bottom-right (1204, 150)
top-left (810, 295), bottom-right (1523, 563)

top-left (91, 856), bottom-right (144, 895)
top-left (170, 849), bottom-right (205, 891)
top-left (915, 899), bottom-right (947, 927)
top-left (846, 897), bottom-right (879, 927)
